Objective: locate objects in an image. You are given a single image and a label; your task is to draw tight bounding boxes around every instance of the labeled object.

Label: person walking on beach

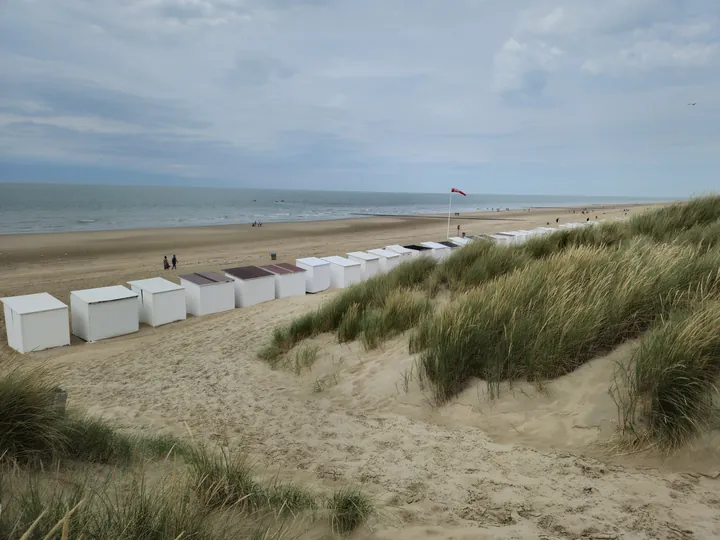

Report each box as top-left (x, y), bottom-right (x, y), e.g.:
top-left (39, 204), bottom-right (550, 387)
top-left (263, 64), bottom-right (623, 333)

top-left (163, 256), bottom-right (170, 271)
top-left (457, 224), bottom-right (461, 235)
top-left (172, 254), bottom-right (178, 270)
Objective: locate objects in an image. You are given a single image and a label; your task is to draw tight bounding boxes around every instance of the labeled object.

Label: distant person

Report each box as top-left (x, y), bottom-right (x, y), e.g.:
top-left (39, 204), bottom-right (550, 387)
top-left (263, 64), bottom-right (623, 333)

top-left (172, 254), bottom-right (178, 270)
top-left (252, 221), bottom-right (257, 227)
top-left (457, 224), bottom-right (461, 235)
top-left (556, 218), bottom-right (559, 223)
top-left (163, 256), bottom-right (170, 271)
top-left (587, 217), bottom-right (590, 222)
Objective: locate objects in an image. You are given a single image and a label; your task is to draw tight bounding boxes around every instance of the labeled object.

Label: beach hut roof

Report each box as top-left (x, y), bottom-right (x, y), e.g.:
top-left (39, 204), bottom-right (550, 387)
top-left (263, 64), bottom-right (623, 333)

top-left (296, 257), bottom-right (330, 267)
top-left (274, 262), bottom-right (306, 273)
top-left (260, 264), bottom-right (293, 275)
top-left (346, 251), bottom-right (380, 261)
top-left (223, 266), bottom-right (274, 280)
top-left (421, 241), bottom-right (448, 249)
top-left (179, 272), bottom-right (233, 286)
top-left (386, 245), bottom-right (414, 254)
top-left (323, 256), bottom-right (361, 267)
top-left (367, 248), bottom-right (400, 258)
top-left (403, 244), bottom-right (431, 251)
top-left (72, 286), bottom-right (138, 304)
top-left (1, 293), bottom-right (66, 315)
top-left (127, 277), bottom-right (183, 294)
top-left (438, 241), bottom-right (459, 248)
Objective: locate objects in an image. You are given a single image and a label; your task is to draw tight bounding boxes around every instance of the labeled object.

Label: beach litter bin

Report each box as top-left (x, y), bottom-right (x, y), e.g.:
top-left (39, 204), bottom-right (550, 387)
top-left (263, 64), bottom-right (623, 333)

top-left (270, 253), bottom-right (277, 261)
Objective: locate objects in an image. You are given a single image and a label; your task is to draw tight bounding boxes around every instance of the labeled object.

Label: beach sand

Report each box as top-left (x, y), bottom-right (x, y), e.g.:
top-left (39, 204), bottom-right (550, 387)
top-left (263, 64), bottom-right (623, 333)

top-left (2, 202), bottom-right (720, 539)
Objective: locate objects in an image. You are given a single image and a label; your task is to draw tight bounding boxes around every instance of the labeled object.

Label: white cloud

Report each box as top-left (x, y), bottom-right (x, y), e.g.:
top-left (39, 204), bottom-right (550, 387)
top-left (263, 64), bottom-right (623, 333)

top-left (1, 0), bottom-right (720, 193)
top-left (583, 41), bottom-right (719, 75)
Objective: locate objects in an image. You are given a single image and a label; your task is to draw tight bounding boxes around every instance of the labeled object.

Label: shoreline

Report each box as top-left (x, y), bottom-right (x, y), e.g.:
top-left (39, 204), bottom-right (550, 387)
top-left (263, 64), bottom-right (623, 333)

top-left (0, 200), bottom-right (668, 238)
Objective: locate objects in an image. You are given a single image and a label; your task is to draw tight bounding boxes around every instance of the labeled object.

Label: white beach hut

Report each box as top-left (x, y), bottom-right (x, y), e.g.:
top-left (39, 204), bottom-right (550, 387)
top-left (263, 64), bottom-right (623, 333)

top-left (420, 241), bottom-right (450, 260)
top-left (70, 286), bottom-right (139, 342)
top-left (346, 251), bottom-right (381, 280)
top-left (497, 231), bottom-right (529, 245)
top-left (179, 271), bottom-right (235, 317)
top-left (385, 245), bottom-right (414, 261)
top-left (366, 248), bottom-right (401, 273)
top-left (261, 263), bottom-right (306, 299)
top-left (490, 233), bottom-right (515, 246)
top-left (295, 257), bottom-right (331, 293)
top-left (322, 256), bottom-right (362, 289)
top-left (449, 236), bottom-right (471, 246)
top-left (1, 293), bottom-right (70, 353)
top-left (403, 244), bottom-right (433, 258)
top-left (128, 277), bottom-right (186, 327)
top-left (439, 240), bottom-right (461, 251)
top-left (223, 266), bottom-right (276, 308)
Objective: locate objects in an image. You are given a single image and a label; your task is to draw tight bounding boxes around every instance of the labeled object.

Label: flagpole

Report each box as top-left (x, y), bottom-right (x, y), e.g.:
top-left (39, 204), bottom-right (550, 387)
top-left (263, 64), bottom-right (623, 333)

top-left (447, 190), bottom-right (452, 239)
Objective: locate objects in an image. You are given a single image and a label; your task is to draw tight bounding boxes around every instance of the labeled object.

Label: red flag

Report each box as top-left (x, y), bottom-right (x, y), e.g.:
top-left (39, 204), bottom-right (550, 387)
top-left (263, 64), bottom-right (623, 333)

top-left (451, 188), bottom-right (467, 196)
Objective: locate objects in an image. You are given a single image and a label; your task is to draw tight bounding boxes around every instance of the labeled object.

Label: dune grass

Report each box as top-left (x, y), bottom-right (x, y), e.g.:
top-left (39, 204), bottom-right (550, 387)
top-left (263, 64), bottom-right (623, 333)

top-left (260, 257), bottom-right (438, 361)
top-left (0, 369), bottom-right (191, 466)
top-left (0, 368), bottom-right (374, 538)
top-left (414, 241), bottom-right (720, 403)
top-left (629, 196), bottom-right (720, 240)
top-left (0, 370), bottom-right (68, 463)
top-left (262, 198), bottom-right (720, 363)
top-left (326, 487), bottom-right (374, 536)
top-left (0, 466), bottom-right (286, 540)
top-left (615, 302), bottom-right (720, 449)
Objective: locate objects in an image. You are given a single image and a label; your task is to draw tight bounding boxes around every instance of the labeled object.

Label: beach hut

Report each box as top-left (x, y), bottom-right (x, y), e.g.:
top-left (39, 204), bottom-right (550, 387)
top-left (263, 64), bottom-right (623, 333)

top-left (385, 245), bottom-right (414, 261)
top-left (127, 277), bottom-right (186, 327)
top-left (346, 251), bottom-right (381, 280)
top-left (1, 293), bottom-right (70, 353)
top-left (295, 257), bottom-right (331, 293)
top-left (179, 271), bottom-right (235, 316)
top-left (260, 263), bottom-right (306, 299)
top-left (438, 240), bottom-right (460, 250)
top-left (321, 256), bottom-right (362, 289)
top-left (490, 233), bottom-right (515, 246)
top-left (70, 286), bottom-right (139, 342)
top-left (420, 241), bottom-right (450, 260)
top-left (497, 231), bottom-right (529, 245)
top-left (366, 248), bottom-right (401, 273)
top-left (449, 236), bottom-right (471, 246)
top-left (403, 244), bottom-right (432, 258)
top-left (223, 266), bottom-right (276, 308)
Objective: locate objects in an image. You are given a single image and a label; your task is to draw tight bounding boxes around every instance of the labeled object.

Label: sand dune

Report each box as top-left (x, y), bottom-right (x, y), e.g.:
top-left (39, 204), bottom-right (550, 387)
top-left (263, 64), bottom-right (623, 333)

top-left (7, 290), bottom-right (719, 539)
top-left (3, 203), bottom-right (720, 538)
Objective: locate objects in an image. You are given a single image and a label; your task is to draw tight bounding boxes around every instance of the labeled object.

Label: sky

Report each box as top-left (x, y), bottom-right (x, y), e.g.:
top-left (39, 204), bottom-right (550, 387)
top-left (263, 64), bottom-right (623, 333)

top-left (0, 0), bottom-right (718, 196)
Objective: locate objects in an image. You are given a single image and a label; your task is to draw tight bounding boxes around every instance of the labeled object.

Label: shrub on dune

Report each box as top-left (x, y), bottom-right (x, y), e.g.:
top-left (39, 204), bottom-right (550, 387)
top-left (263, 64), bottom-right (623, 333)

top-left (0, 370), bottom-right (68, 462)
top-left (618, 302), bottom-right (720, 449)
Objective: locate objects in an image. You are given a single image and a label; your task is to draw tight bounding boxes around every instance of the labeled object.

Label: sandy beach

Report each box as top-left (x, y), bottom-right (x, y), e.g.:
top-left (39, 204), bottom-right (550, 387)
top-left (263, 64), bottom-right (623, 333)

top-left (2, 201), bottom-right (720, 539)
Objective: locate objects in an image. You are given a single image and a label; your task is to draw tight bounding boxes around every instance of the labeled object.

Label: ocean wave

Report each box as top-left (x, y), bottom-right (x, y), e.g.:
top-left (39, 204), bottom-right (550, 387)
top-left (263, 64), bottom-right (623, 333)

top-left (77, 219), bottom-right (97, 224)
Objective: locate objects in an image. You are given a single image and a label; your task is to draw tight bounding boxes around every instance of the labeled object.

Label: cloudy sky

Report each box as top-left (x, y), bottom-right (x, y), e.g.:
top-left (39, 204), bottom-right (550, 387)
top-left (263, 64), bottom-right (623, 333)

top-left (1, 0), bottom-right (718, 195)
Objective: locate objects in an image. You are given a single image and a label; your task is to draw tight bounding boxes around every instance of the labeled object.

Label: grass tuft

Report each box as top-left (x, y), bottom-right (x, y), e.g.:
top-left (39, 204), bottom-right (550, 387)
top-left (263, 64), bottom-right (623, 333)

top-left (616, 302), bottom-right (720, 449)
top-left (327, 486), bottom-right (374, 535)
top-left (0, 370), bottom-right (68, 463)
top-left (187, 445), bottom-right (264, 511)
top-left (61, 415), bottom-right (135, 465)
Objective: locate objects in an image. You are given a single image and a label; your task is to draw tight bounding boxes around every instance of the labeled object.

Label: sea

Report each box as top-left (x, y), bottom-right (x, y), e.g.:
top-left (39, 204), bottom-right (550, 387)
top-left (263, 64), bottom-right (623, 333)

top-left (0, 183), bottom-right (666, 235)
